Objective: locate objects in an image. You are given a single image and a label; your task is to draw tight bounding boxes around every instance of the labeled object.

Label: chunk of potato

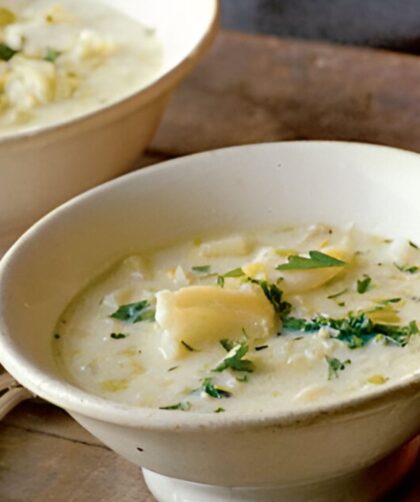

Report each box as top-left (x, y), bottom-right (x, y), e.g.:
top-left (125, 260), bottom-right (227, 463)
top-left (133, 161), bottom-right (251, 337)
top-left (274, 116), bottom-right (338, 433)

top-left (155, 285), bottom-right (276, 360)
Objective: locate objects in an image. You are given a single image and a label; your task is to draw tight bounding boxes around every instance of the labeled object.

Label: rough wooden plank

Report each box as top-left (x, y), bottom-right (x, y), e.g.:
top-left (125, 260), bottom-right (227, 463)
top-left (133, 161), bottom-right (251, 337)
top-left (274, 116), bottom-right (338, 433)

top-left (150, 31), bottom-right (420, 156)
top-left (2, 399), bottom-right (102, 446)
top-left (0, 422), bottom-right (155, 502)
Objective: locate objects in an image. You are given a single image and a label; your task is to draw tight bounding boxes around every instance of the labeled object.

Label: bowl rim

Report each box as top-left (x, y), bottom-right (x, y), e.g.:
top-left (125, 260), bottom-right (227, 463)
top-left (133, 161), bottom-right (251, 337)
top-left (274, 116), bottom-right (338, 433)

top-left (1, 140), bottom-right (420, 431)
top-left (0, 0), bottom-right (220, 146)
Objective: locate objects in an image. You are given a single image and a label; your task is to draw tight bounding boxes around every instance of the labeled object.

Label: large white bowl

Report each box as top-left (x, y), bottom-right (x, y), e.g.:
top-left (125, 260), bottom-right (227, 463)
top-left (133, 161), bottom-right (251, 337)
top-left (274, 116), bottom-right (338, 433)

top-left (0, 0), bottom-right (219, 253)
top-left (0, 142), bottom-right (420, 501)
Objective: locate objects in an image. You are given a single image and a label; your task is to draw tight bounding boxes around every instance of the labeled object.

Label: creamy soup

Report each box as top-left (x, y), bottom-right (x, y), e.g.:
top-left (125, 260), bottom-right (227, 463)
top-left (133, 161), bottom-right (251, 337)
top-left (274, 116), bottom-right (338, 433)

top-left (55, 224), bottom-right (420, 413)
top-left (0, 0), bottom-right (162, 134)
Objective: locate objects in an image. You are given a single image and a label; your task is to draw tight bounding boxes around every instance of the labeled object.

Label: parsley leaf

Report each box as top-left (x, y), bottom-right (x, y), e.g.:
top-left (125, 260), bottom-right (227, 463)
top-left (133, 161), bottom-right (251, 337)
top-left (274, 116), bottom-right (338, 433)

top-left (110, 300), bottom-right (155, 323)
top-left (276, 250), bottom-right (346, 270)
top-left (409, 241), bottom-right (419, 249)
top-left (44, 48), bottom-right (61, 62)
top-left (357, 275), bottom-right (372, 294)
top-left (220, 338), bottom-right (236, 352)
top-left (213, 342), bottom-right (255, 373)
top-left (159, 401), bottom-right (191, 411)
top-left (0, 42), bottom-right (17, 61)
top-left (326, 356), bottom-right (351, 380)
top-left (327, 288), bottom-right (348, 299)
top-left (200, 378), bottom-right (231, 399)
top-left (110, 333), bottom-right (129, 340)
top-left (248, 278), bottom-right (291, 319)
top-left (255, 344), bottom-right (268, 351)
top-left (376, 298), bottom-right (401, 305)
top-left (191, 265), bottom-right (211, 274)
top-left (217, 267), bottom-right (246, 287)
top-left (283, 313), bottom-right (418, 349)
top-left (394, 263), bottom-right (419, 274)
top-left (214, 407), bottom-right (225, 413)
top-left (181, 340), bottom-right (198, 352)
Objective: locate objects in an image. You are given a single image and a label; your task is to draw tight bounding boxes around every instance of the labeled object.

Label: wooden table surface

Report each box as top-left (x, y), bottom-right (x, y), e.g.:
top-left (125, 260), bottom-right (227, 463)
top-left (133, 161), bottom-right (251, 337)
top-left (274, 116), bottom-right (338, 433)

top-left (2, 31), bottom-right (420, 501)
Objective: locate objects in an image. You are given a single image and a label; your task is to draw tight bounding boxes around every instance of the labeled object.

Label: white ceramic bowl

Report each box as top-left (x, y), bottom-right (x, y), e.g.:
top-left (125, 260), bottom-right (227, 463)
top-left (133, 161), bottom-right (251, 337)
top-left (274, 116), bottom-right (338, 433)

top-left (0, 142), bottom-right (420, 502)
top-left (0, 0), bottom-right (219, 253)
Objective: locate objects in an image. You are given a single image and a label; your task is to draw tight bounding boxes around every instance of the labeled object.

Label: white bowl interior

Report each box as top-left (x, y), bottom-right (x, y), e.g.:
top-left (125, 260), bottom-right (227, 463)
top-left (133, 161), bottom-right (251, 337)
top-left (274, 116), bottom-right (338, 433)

top-left (1, 141), bottom-right (420, 413)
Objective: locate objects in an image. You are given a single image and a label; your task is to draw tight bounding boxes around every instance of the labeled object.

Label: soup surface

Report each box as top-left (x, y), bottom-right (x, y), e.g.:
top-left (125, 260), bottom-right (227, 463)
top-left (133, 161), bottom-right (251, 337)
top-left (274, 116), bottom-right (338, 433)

top-left (0, 0), bottom-right (162, 135)
top-left (55, 224), bottom-right (420, 413)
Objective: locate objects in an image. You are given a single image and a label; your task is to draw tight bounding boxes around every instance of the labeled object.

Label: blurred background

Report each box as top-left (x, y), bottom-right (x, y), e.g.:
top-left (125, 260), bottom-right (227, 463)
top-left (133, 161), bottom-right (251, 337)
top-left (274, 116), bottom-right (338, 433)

top-left (222, 0), bottom-right (420, 54)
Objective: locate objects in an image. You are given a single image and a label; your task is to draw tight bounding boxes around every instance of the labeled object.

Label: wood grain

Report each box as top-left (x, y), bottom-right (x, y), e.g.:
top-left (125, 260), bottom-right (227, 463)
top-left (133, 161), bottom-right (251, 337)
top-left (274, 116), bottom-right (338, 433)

top-left (150, 32), bottom-right (420, 156)
top-left (2, 31), bottom-right (420, 501)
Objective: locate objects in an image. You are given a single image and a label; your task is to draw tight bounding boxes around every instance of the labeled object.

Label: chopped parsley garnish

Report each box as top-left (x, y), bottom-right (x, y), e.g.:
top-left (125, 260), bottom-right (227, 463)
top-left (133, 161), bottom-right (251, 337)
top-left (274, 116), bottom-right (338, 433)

top-left (283, 313), bottom-right (418, 348)
top-left (220, 338), bottom-right (236, 352)
top-left (276, 251), bottom-right (346, 270)
top-left (217, 267), bottom-right (245, 287)
top-left (110, 333), bottom-right (129, 340)
top-left (214, 407), bottom-right (225, 413)
top-left (181, 340), bottom-right (198, 352)
top-left (376, 298), bottom-right (401, 305)
top-left (44, 48), bottom-right (61, 62)
top-left (213, 342), bottom-right (255, 373)
top-left (168, 366), bottom-right (178, 372)
top-left (255, 344), bottom-right (268, 351)
top-left (191, 265), bottom-right (211, 274)
top-left (200, 378), bottom-right (231, 399)
top-left (409, 241), bottom-right (419, 249)
top-left (248, 278), bottom-right (291, 319)
top-left (394, 263), bottom-right (419, 274)
top-left (159, 401), bottom-right (191, 411)
top-left (110, 300), bottom-right (155, 323)
top-left (327, 288), bottom-right (348, 299)
top-left (357, 275), bottom-right (372, 294)
top-left (0, 42), bottom-right (18, 61)
top-left (326, 356), bottom-right (351, 380)
top-left (236, 374), bottom-right (249, 382)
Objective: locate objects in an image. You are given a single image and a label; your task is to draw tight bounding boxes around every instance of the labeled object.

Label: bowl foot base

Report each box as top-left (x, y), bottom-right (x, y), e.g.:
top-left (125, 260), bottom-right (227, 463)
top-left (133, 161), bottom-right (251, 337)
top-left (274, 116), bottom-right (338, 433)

top-left (142, 436), bottom-right (419, 502)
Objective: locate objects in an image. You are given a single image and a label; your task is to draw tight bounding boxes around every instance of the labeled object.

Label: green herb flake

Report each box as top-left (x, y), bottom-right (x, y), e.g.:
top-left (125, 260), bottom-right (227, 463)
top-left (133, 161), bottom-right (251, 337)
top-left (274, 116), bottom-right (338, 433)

top-left (201, 378), bottom-right (231, 399)
top-left (409, 241), bottom-right (419, 249)
top-left (376, 298), bottom-right (401, 306)
top-left (53, 333), bottom-right (61, 339)
top-left (276, 250), bottom-right (346, 271)
top-left (213, 342), bottom-right (255, 373)
top-left (394, 263), bottom-right (419, 274)
top-left (0, 42), bottom-right (18, 61)
top-left (181, 340), bottom-right (198, 352)
top-left (217, 275), bottom-right (225, 287)
top-left (283, 313), bottom-right (419, 349)
top-left (223, 267), bottom-right (245, 278)
top-left (357, 275), bottom-right (372, 294)
top-left (220, 339), bottom-right (235, 352)
top-left (236, 374), bottom-right (249, 383)
top-left (110, 333), bottom-right (129, 340)
top-left (326, 356), bottom-right (351, 380)
top-left (44, 48), bottom-right (61, 62)
top-left (191, 265), bottom-right (211, 274)
top-left (255, 344), bottom-right (268, 351)
top-left (248, 278), bottom-right (291, 320)
top-left (110, 300), bottom-right (155, 323)
top-left (159, 401), bottom-right (191, 411)
top-left (167, 366), bottom-right (178, 372)
top-left (214, 407), bottom-right (225, 413)
top-left (327, 288), bottom-right (348, 299)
